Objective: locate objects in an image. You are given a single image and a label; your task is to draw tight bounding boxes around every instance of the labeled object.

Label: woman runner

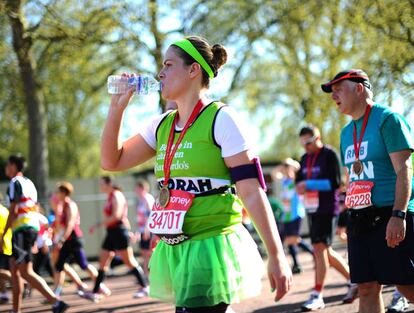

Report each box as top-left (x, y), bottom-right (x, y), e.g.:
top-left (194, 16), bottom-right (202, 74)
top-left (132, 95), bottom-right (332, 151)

top-left (100, 35), bottom-right (292, 313)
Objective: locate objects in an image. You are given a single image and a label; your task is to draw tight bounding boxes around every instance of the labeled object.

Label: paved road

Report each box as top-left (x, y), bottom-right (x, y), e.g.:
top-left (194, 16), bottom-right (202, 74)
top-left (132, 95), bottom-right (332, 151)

top-left (2, 246), bottom-right (413, 312)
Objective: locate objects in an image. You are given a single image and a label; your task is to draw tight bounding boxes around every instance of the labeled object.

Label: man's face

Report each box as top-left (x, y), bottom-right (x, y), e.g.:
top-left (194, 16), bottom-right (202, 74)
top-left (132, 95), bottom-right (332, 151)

top-left (300, 134), bottom-right (318, 154)
top-left (331, 80), bottom-right (358, 115)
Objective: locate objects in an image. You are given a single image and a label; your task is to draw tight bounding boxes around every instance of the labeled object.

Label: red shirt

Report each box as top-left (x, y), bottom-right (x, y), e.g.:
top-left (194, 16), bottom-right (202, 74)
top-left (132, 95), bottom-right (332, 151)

top-left (60, 198), bottom-right (83, 239)
top-left (104, 190), bottom-right (128, 229)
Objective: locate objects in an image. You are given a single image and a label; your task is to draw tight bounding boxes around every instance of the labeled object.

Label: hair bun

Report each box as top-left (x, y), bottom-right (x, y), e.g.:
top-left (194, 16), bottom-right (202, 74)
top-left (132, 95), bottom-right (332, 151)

top-left (211, 44), bottom-right (227, 73)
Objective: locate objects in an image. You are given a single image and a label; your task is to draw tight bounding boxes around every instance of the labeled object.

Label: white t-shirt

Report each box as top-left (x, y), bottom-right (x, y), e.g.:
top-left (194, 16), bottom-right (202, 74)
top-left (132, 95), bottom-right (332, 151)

top-left (139, 105), bottom-right (251, 158)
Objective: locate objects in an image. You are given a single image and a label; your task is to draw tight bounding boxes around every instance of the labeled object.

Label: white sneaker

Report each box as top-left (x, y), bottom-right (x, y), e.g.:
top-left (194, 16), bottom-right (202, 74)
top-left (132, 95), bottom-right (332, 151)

top-left (83, 292), bottom-right (102, 303)
top-left (342, 283), bottom-right (358, 304)
top-left (99, 283), bottom-right (111, 296)
top-left (301, 292), bottom-right (325, 312)
top-left (133, 286), bottom-right (149, 298)
top-left (387, 292), bottom-right (409, 312)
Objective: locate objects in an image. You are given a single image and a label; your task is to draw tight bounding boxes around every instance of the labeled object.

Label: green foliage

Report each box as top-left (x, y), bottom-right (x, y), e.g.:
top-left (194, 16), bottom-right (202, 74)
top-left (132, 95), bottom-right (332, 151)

top-left (178, 0), bottom-right (413, 156)
top-left (0, 0), bottom-right (413, 179)
top-left (0, 9), bottom-right (28, 160)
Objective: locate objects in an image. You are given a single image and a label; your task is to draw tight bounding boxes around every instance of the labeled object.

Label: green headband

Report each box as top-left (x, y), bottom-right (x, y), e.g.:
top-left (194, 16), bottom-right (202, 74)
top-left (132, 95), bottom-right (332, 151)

top-left (173, 39), bottom-right (215, 79)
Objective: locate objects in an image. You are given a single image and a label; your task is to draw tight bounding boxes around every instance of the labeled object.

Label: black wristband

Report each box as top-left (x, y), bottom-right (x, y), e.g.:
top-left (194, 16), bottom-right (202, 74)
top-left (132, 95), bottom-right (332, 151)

top-left (391, 210), bottom-right (406, 219)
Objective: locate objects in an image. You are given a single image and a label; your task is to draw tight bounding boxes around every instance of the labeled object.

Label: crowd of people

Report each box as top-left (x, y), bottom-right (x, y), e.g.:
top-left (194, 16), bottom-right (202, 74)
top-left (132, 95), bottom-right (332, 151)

top-left (0, 35), bottom-right (413, 313)
top-left (0, 157), bottom-right (153, 313)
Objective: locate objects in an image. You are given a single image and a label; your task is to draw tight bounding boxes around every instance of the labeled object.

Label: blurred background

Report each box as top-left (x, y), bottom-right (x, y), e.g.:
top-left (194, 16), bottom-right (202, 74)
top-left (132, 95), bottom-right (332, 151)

top-left (1, 0), bottom-right (413, 257)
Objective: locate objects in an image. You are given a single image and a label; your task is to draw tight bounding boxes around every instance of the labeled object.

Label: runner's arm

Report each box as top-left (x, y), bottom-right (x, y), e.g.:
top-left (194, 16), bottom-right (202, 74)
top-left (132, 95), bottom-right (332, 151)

top-left (225, 150), bottom-right (292, 301)
top-left (386, 150), bottom-right (412, 248)
top-left (101, 84), bottom-right (156, 171)
top-left (390, 150), bottom-right (412, 213)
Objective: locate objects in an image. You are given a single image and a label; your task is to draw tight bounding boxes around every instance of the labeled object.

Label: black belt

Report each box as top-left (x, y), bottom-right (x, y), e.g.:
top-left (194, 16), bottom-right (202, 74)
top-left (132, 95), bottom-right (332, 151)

top-left (347, 206), bottom-right (393, 236)
top-left (348, 205), bottom-right (392, 219)
top-left (348, 206), bottom-right (393, 221)
top-left (195, 186), bottom-right (236, 197)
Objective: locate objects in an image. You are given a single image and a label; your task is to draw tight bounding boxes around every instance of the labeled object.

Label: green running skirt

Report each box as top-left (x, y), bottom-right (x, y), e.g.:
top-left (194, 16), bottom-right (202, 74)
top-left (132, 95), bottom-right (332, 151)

top-left (148, 225), bottom-right (264, 307)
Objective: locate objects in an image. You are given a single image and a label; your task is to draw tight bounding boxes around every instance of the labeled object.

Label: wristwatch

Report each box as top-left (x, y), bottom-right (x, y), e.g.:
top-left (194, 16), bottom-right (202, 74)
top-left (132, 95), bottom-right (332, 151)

top-left (391, 210), bottom-right (406, 219)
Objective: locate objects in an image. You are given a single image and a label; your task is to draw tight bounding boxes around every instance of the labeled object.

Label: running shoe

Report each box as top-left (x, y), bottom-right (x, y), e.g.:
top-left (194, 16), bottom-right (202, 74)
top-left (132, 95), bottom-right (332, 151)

top-left (0, 295), bottom-right (10, 304)
top-left (342, 283), bottom-right (358, 304)
top-left (76, 283), bottom-right (88, 297)
top-left (133, 286), bottom-right (149, 298)
top-left (301, 292), bottom-right (325, 312)
top-left (23, 283), bottom-right (31, 298)
top-left (52, 300), bottom-right (69, 313)
top-left (387, 293), bottom-right (409, 312)
top-left (83, 291), bottom-right (103, 303)
top-left (0, 292), bottom-right (9, 304)
top-left (292, 264), bottom-right (302, 274)
top-left (77, 288), bottom-right (85, 297)
top-left (99, 283), bottom-right (112, 296)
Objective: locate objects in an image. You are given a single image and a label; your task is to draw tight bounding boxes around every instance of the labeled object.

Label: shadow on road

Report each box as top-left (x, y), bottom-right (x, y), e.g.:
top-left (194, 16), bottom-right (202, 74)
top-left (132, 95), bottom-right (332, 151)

top-left (252, 294), bottom-right (349, 313)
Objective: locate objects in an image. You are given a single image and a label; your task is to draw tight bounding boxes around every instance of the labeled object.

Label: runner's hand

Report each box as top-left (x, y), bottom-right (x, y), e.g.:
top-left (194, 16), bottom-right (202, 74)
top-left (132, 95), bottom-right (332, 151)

top-left (268, 254), bottom-right (293, 301)
top-left (336, 226), bottom-right (347, 241)
top-left (296, 181), bottom-right (306, 195)
top-left (385, 216), bottom-right (406, 248)
top-left (110, 73), bottom-right (135, 110)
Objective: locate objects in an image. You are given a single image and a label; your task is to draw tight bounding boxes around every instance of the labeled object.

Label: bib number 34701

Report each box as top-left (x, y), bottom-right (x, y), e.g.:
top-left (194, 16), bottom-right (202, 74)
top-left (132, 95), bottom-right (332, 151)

top-left (148, 210), bottom-right (185, 234)
top-left (147, 189), bottom-right (194, 235)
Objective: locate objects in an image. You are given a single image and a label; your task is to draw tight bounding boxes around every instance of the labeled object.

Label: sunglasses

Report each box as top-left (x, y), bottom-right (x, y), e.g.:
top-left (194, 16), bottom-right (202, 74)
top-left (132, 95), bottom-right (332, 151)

top-left (300, 136), bottom-right (318, 146)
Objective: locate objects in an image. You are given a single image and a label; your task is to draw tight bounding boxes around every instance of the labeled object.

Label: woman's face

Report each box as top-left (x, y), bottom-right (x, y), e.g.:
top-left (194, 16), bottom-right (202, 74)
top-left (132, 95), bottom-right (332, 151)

top-left (158, 46), bottom-right (192, 100)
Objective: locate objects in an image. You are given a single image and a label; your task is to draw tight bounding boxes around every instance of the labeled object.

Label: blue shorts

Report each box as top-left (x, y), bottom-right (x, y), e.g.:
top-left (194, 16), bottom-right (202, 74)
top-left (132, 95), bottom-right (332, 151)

top-left (281, 218), bottom-right (302, 237)
top-left (348, 210), bottom-right (414, 285)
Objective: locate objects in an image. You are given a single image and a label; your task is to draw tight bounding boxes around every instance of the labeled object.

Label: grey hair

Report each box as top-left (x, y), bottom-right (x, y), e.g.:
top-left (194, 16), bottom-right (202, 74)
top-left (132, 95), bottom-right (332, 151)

top-left (364, 86), bottom-right (373, 100)
top-left (351, 81), bottom-right (373, 100)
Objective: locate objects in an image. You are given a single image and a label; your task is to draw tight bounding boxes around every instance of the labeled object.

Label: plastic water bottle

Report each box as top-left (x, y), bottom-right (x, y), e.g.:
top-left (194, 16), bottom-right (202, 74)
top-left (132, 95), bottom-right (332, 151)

top-left (107, 75), bottom-right (162, 95)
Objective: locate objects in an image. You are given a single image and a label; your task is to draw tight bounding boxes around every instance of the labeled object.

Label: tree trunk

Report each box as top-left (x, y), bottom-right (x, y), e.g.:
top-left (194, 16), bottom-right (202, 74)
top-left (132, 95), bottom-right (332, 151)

top-left (149, 0), bottom-right (166, 110)
top-left (6, 0), bottom-right (49, 205)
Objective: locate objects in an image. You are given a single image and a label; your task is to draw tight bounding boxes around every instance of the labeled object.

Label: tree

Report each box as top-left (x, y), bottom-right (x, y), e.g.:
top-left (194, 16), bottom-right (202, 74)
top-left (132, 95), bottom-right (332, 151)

top-left (175, 0), bottom-right (414, 159)
top-left (1, 0), bottom-right (413, 183)
top-left (5, 0), bottom-right (49, 203)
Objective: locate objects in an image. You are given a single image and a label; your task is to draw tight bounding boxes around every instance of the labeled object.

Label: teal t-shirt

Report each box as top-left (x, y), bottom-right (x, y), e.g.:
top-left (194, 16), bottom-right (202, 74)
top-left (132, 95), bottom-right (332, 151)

top-left (340, 104), bottom-right (414, 212)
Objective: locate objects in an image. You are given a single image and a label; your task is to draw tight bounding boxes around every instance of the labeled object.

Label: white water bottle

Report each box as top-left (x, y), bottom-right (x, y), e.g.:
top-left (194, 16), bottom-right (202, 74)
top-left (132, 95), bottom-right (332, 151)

top-left (107, 75), bottom-right (162, 95)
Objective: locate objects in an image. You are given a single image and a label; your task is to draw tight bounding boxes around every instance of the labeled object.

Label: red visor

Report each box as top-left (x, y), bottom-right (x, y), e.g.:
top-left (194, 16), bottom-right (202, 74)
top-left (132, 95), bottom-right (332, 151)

top-left (321, 70), bottom-right (370, 93)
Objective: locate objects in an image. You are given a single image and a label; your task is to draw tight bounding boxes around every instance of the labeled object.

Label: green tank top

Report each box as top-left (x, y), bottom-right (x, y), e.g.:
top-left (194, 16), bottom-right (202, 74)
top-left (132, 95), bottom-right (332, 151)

top-left (155, 102), bottom-right (243, 240)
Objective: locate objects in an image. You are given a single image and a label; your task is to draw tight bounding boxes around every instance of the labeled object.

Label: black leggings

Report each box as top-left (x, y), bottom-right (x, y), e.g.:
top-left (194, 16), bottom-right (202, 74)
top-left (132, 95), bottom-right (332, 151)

top-left (176, 302), bottom-right (229, 313)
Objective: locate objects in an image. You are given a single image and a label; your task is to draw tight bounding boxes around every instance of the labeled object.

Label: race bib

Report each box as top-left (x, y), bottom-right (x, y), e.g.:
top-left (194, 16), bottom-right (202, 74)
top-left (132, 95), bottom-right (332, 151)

top-left (345, 181), bottom-right (374, 209)
top-left (304, 191), bottom-right (319, 213)
top-left (148, 189), bottom-right (194, 237)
